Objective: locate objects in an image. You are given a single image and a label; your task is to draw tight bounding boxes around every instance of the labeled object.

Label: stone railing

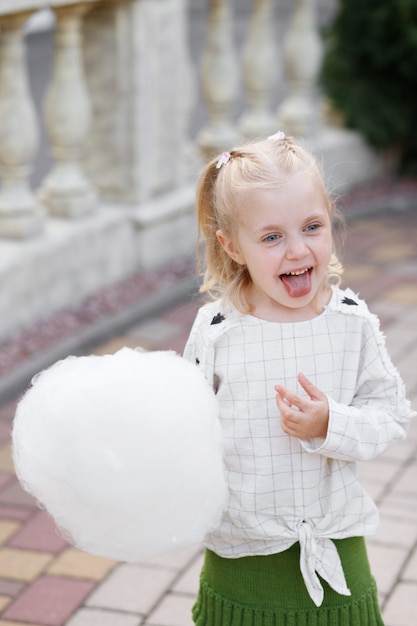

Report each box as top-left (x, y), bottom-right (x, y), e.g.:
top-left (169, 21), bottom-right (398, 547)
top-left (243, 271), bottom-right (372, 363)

top-left (0, 0), bottom-right (384, 342)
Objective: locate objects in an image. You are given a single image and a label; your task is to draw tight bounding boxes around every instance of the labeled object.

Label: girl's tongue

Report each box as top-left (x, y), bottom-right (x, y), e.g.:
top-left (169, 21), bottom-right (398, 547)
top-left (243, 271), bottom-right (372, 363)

top-left (280, 269), bottom-right (312, 298)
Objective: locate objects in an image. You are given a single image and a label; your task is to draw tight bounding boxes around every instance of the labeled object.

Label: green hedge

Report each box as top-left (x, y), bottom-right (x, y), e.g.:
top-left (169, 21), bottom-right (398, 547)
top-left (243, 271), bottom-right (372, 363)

top-left (320, 0), bottom-right (417, 173)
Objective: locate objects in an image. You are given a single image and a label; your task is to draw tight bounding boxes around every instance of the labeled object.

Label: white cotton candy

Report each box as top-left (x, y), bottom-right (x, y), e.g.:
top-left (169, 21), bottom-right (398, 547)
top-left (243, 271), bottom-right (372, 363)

top-left (12, 348), bottom-right (227, 562)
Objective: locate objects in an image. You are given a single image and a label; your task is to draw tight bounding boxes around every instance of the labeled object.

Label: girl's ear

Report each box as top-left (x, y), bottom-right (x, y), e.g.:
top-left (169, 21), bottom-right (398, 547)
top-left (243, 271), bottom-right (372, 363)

top-left (216, 230), bottom-right (245, 265)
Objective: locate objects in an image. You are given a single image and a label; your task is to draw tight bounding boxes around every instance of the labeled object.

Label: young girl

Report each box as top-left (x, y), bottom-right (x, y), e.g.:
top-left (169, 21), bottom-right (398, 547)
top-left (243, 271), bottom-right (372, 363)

top-left (183, 133), bottom-right (415, 625)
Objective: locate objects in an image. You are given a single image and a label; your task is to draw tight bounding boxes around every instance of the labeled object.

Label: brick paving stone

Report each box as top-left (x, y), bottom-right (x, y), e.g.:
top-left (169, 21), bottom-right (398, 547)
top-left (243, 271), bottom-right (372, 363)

top-left (383, 581), bottom-right (417, 626)
top-left (358, 479), bottom-right (387, 502)
top-left (393, 350), bottom-right (417, 396)
top-left (7, 511), bottom-right (67, 553)
top-left (127, 319), bottom-right (185, 346)
top-left (368, 517), bottom-right (417, 549)
top-left (342, 264), bottom-right (376, 284)
top-left (383, 284), bottom-right (417, 304)
top-left (379, 493), bottom-right (417, 522)
top-left (0, 548), bottom-right (54, 582)
top-left (142, 545), bottom-right (202, 571)
top-left (384, 325), bottom-right (417, 360)
top-left (0, 475), bottom-right (14, 491)
top-left (0, 400), bottom-right (17, 422)
top-left (0, 580), bottom-right (25, 597)
top-left (0, 481), bottom-right (36, 509)
top-left (393, 463), bottom-right (417, 495)
top-left (0, 425), bottom-right (11, 445)
top-left (66, 607), bottom-right (143, 626)
top-left (400, 305), bottom-right (417, 324)
top-left (0, 520), bottom-right (20, 545)
top-left (155, 331), bottom-right (192, 355)
top-left (0, 505), bottom-right (34, 522)
top-left (358, 458), bottom-right (402, 485)
top-left (349, 273), bottom-right (400, 304)
top-left (407, 416), bottom-right (417, 439)
top-left (0, 445), bottom-right (14, 475)
top-left (378, 439), bottom-right (416, 463)
top-left (2, 576), bottom-right (95, 626)
top-left (0, 598), bottom-right (10, 613)
top-left (47, 547), bottom-right (117, 581)
top-left (145, 593), bottom-right (195, 626)
top-left (368, 301), bottom-right (406, 329)
top-left (161, 299), bottom-right (203, 326)
top-left (172, 553), bottom-right (204, 595)
top-left (393, 259), bottom-right (417, 278)
top-left (403, 546), bottom-right (417, 581)
top-left (85, 563), bottom-right (177, 615)
top-left (366, 544), bottom-right (409, 596)
top-left (0, 621), bottom-right (44, 626)
top-left (369, 242), bottom-right (416, 262)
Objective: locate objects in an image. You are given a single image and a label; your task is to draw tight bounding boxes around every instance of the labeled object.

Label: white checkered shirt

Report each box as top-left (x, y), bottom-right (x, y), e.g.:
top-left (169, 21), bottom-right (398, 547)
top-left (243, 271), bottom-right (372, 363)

top-left (183, 287), bottom-right (415, 606)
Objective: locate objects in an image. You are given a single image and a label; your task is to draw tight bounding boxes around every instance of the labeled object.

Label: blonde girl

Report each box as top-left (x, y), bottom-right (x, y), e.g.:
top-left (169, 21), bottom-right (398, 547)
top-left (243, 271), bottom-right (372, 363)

top-left (184, 134), bottom-right (414, 626)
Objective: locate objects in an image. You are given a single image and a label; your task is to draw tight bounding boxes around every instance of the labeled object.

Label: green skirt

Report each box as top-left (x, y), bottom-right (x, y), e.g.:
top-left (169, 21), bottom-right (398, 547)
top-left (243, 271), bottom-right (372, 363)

top-left (192, 537), bottom-right (384, 626)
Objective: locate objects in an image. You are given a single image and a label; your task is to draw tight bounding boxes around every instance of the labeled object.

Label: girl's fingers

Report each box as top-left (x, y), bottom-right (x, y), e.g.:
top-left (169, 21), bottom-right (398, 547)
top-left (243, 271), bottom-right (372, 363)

top-left (297, 373), bottom-right (325, 401)
top-left (275, 393), bottom-right (294, 415)
top-left (276, 376), bottom-right (329, 439)
top-left (275, 385), bottom-right (291, 404)
top-left (275, 384), bottom-right (306, 411)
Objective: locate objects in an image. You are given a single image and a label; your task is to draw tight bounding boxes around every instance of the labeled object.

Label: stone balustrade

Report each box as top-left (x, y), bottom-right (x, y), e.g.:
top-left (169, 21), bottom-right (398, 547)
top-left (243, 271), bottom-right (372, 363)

top-left (0, 0), bottom-right (385, 342)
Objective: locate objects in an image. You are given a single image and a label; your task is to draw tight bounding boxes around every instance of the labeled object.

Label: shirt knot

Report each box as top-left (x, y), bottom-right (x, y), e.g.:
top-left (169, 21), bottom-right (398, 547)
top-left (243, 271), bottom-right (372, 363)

top-left (298, 521), bottom-right (351, 606)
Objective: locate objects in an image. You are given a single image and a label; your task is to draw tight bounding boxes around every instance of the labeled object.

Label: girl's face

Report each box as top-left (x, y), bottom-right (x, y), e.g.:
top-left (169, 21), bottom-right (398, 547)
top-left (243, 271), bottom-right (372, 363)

top-left (217, 176), bottom-right (334, 322)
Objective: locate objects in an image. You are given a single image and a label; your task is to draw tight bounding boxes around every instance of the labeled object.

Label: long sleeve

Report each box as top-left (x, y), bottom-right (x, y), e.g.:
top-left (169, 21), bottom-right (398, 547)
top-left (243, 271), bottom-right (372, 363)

top-left (301, 314), bottom-right (415, 461)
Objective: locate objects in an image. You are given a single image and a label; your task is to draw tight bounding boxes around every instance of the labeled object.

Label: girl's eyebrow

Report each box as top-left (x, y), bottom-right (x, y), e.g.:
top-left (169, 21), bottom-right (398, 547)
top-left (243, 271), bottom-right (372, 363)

top-left (258, 224), bottom-right (282, 232)
top-left (257, 213), bottom-right (327, 233)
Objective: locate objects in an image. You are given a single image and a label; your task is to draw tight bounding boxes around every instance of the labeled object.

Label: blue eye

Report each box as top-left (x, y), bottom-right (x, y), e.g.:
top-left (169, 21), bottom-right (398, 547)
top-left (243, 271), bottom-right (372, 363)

top-left (305, 223), bottom-right (320, 232)
top-left (263, 234), bottom-right (280, 243)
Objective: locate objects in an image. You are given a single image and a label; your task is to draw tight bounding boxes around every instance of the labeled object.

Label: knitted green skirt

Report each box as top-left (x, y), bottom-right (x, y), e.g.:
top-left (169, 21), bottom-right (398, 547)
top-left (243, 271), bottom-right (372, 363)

top-left (192, 537), bottom-right (384, 626)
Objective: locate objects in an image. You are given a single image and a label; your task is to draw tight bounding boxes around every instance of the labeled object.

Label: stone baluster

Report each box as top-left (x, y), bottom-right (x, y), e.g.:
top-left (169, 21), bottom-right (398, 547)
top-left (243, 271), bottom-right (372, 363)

top-left (277, 0), bottom-right (323, 137)
top-left (197, 0), bottom-right (239, 160)
top-left (177, 0), bottom-right (198, 181)
top-left (0, 12), bottom-right (43, 238)
top-left (39, 3), bottom-right (96, 217)
top-left (240, 0), bottom-right (279, 139)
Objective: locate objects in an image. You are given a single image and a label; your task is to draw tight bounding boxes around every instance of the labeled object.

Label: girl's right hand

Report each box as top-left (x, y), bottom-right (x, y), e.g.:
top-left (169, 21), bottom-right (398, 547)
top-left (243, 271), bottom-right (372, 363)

top-left (275, 373), bottom-right (329, 440)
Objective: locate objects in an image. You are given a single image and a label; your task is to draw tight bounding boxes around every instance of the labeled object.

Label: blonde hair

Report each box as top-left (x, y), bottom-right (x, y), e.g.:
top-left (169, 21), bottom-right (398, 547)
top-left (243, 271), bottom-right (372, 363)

top-left (196, 135), bottom-right (344, 314)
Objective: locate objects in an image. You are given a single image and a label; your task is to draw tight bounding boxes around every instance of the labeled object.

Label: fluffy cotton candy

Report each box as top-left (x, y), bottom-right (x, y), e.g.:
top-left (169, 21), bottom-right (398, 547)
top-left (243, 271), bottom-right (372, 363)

top-left (12, 348), bottom-right (227, 561)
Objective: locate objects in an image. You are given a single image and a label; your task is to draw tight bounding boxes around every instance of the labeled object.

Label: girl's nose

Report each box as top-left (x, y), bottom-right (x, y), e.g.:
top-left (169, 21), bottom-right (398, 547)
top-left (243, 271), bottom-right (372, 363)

top-left (285, 235), bottom-right (309, 260)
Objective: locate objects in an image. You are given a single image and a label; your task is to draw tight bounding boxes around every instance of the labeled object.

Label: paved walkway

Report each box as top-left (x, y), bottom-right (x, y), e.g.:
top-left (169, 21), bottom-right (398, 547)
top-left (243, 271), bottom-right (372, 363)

top-left (0, 204), bottom-right (416, 626)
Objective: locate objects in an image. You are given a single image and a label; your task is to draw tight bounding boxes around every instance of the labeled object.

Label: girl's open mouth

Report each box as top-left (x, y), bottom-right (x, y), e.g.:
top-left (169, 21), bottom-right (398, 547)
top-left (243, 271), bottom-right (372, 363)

top-left (280, 267), bottom-right (313, 298)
